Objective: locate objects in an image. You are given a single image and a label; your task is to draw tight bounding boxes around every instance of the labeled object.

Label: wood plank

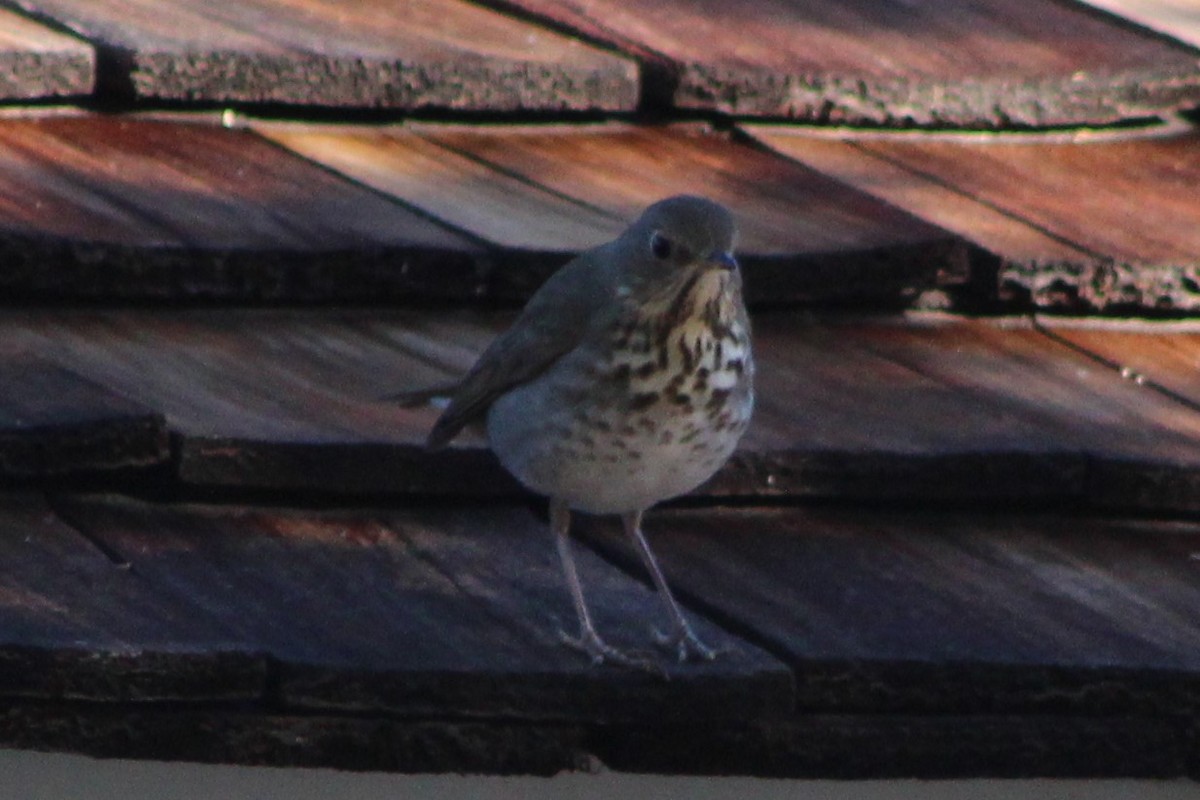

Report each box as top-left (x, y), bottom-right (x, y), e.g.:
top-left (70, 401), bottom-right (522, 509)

top-left (0, 706), bottom-right (1190, 780)
top-left (57, 494), bottom-right (792, 722)
top-left (0, 704), bottom-right (588, 775)
top-left (747, 125), bottom-right (1200, 312)
top-left (1080, 0), bottom-right (1200, 49)
top-left (480, 0), bottom-right (1200, 126)
top-left (1040, 319), bottom-right (1200, 407)
top-left (577, 505), bottom-right (1200, 719)
top-left (13, 309), bottom-right (1200, 509)
top-left (597, 714), bottom-right (1193, 779)
top-left (0, 492), bottom-right (267, 701)
top-left (0, 358), bottom-right (167, 477)
top-left (260, 122), bottom-right (969, 304)
top-left (8, 0), bottom-right (636, 109)
top-left (0, 116), bottom-right (482, 302)
top-left (0, 7), bottom-right (93, 99)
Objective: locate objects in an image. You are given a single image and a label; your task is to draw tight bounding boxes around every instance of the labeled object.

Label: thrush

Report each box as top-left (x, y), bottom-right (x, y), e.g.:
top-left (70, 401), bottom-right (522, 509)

top-left (411, 195), bottom-right (753, 665)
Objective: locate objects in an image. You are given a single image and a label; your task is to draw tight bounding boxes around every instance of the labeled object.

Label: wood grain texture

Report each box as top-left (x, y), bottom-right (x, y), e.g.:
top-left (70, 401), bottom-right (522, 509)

top-left (0, 7), bottom-right (93, 99)
top-left (480, 0), bottom-right (1200, 126)
top-left (260, 122), bottom-right (969, 304)
top-left (9, 309), bottom-right (1200, 509)
top-left (1081, 0), bottom-right (1200, 48)
top-left (0, 704), bottom-right (590, 774)
top-left (1038, 319), bottom-right (1200, 407)
top-left (0, 358), bottom-right (167, 476)
top-left (747, 126), bottom-right (1200, 312)
top-left (596, 714), bottom-right (1194, 779)
top-left (578, 506), bottom-right (1200, 717)
top-left (0, 116), bottom-right (482, 302)
top-left (55, 494), bottom-right (792, 721)
top-left (0, 493), bottom-right (267, 702)
top-left (7, 0), bottom-right (637, 109)
top-left (1, 705), bottom-right (1190, 779)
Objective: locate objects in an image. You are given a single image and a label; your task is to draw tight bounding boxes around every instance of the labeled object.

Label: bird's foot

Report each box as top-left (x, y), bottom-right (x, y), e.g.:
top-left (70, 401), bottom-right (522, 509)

top-left (560, 628), bottom-right (666, 677)
top-left (654, 621), bottom-right (721, 663)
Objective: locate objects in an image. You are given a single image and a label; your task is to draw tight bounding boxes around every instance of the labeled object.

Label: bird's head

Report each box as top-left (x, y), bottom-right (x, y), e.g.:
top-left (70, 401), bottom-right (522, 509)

top-left (614, 195), bottom-right (740, 301)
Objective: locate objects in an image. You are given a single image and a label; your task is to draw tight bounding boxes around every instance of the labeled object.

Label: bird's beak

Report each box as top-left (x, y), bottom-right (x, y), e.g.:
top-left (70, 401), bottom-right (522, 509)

top-left (707, 251), bottom-right (739, 271)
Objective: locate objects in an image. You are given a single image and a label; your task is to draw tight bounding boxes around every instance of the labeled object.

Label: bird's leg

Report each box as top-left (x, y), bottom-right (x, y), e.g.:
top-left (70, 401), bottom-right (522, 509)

top-left (622, 510), bottom-right (718, 662)
top-left (552, 499), bottom-right (653, 669)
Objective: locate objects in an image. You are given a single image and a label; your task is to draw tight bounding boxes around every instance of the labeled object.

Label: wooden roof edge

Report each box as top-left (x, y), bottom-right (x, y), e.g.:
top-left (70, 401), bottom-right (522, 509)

top-left (740, 113), bottom-right (1197, 144)
top-left (0, 700), bottom-right (1194, 778)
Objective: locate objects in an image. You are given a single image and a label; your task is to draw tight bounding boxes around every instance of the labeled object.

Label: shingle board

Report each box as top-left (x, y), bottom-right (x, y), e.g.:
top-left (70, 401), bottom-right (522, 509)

top-left (1080, 0), bottom-right (1200, 49)
top-left (480, 0), bottom-right (1200, 125)
top-left (0, 6), bottom-right (93, 99)
top-left (747, 125), bottom-right (1200, 312)
top-left (0, 116), bottom-right (482, 301)
top-left (0, 358), bottom-right (167, 476)
top-left (6, 0), bottom-right (637, 109)
top-left (51, 494), bottom-right (792, 721)
top-left (579, 505), bottom-right (1200, 715)
top-left (260, 122), bottom-right (969, 304)
top-left (9, 309), bottom-right (1200, 509)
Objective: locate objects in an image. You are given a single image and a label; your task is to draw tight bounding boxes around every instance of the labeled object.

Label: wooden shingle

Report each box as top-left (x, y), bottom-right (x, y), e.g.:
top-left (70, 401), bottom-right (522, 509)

top-left (42, 494), bottom-right (792, 721)
top-left (260, 122), bottom-right (969, 304)
top-left (0, 116), bottom-right (482, 301)
top-left (8, 310), bottom-right (1200, 511)
top-left (0, 358), bottom-right (167, 477)
top-left (0, 7), bottom-right (92, 100)
top-left (0, 493), bottom-right (266, 702)
top-left (6, 0), bottom-right (638, 110)
top-left (747, 125), bottom-right (1200, 312)
top-left (481, 0), bottom-right (1200, 126)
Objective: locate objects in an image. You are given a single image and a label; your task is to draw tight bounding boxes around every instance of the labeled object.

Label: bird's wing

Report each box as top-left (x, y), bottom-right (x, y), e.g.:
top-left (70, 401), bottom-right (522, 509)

top-left (426, 249), bottom-right (612, 450)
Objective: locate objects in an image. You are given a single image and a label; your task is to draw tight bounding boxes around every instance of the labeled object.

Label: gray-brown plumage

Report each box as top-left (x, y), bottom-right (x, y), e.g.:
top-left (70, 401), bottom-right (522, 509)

top-left (410, 195), bottom-right (754, 665)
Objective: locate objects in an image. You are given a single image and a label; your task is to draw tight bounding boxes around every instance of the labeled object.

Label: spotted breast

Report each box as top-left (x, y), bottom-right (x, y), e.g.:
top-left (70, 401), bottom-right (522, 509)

top-left (487, 265), bottom-right (754, 515)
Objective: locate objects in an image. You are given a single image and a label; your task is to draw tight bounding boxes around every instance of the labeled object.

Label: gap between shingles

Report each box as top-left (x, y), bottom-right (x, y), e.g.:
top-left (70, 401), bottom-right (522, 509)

top-left (43, 492), bottom-right (132, 570)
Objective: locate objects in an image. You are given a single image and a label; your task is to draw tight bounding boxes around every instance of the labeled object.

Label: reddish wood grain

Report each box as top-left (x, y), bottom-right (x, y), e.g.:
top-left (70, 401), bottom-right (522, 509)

top-left (7, 0), bottom-right (637, 109)
top-left (0, 116), bottom-right (482, 301)
top-left (748, 126), bottom-right (1200, 312)
top-left (1040, 320), bottom-right (1200, 407)
top-left (262, 122), bottom-right (968, 304)
top-left (481, 0), bottom-right (1200, 125)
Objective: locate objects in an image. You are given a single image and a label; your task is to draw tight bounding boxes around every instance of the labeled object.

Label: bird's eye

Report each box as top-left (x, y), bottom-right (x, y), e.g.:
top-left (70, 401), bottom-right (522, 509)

top-left (650, 231), bottom-right (673, 260)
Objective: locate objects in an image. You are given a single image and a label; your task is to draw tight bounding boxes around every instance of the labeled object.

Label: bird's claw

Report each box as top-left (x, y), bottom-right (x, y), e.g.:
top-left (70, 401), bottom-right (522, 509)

top-left (560, 628), bottom-right (666, 677)
top-left (653, 624), bottom-right (721, 663)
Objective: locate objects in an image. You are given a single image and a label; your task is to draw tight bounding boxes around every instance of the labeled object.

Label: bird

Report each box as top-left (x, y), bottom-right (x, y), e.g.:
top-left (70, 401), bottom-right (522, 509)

top-left (403, 195), bottom-right (754, 666)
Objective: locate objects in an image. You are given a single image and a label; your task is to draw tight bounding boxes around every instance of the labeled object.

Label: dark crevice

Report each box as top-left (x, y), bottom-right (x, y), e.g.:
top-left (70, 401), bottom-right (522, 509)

top-left (44, 491), bottom-right (132, 568)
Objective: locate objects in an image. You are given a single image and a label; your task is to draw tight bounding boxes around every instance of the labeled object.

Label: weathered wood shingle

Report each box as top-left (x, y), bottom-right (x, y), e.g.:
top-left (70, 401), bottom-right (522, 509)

top-left (0, 7), bottom-right (92, 99)
top-left (480, 0), bottom-right (1200, 125)
top-left (747, 125), bottom-right (1200, 312)
top-left (6, 0), bottom-right (638, 109)
top-left (260, 122), bottom-right (969, 304)
top-left (0, 116), bottom-right (483, 301)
